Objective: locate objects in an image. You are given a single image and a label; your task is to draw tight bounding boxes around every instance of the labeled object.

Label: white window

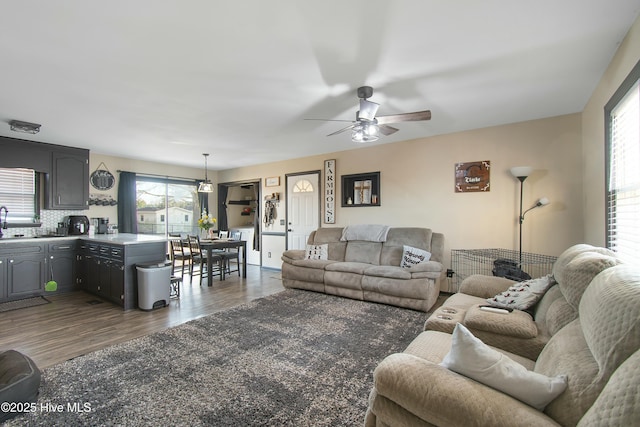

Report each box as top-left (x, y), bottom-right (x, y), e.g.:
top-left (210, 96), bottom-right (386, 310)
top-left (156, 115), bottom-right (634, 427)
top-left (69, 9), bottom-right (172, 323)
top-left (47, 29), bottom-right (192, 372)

top-left (606, 62), bottom-right (640, 263)
top-left (0, 168), bottom-right (37, 223)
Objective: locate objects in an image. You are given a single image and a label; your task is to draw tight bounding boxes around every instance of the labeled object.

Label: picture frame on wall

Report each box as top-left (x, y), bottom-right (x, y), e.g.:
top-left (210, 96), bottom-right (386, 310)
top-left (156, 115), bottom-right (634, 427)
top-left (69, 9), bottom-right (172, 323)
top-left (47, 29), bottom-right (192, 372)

top-left (341, 171), bottom-right (380, 207)
top-left (265, 176), bottom-right (280, 187)
top-left (455, 161), bottom-right (490, 192)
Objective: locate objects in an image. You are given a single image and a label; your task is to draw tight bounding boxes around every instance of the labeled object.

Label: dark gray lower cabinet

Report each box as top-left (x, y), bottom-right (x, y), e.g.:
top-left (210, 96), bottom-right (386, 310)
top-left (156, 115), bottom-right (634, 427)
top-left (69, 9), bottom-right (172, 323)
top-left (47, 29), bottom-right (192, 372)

top-left (47, 240), bottom-right (78, 294)
top-left (80, 240), bottom-right (165, 310)
top-left (0, 243), bottom-right (47, 301)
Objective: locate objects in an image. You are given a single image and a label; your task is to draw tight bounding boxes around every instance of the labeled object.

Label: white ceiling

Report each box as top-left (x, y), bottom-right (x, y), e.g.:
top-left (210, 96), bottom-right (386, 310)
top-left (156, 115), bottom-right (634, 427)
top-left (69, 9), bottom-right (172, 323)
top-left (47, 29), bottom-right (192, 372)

top-left (1, 1), bottom-right (638, 171)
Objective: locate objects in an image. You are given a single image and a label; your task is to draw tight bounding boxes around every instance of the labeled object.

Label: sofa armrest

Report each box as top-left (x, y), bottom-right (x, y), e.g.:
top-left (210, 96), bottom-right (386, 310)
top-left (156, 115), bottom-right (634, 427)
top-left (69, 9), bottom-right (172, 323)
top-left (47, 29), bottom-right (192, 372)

top-left (373, 353), bottom-right (559, 427)
top-left (464, 305), bottom-right (538, 339)
top-left (459, 274), bottom-right (516, 298)
top-left (281, 249), bottom-right (305, 263)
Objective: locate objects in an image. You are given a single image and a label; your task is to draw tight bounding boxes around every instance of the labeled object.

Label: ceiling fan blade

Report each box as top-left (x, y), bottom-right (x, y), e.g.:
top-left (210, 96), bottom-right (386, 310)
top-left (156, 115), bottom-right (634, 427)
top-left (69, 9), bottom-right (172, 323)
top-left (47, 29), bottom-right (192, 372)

top-left (376, 110), bottom-right (431, 125)
top-left (358, 99), bottom-right (379, 121)
top-left (378, 124), bottom-right (399, 136)
top-left (327, 123), bottom-right (355, 137)
top-left (304, 118), bottom-right (353, 122)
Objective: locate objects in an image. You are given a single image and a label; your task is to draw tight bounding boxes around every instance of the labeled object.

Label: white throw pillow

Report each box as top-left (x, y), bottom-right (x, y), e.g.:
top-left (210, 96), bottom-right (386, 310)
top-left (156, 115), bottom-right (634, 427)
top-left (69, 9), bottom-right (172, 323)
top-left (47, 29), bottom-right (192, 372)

top-left (400, 245), bottom-right (432, 268)
top-left (305, 244), bottom-right (328, 260)
top-left (486, 274), bottom-right (555, 310)
top-left (440, 323), bottom-right (567, 411)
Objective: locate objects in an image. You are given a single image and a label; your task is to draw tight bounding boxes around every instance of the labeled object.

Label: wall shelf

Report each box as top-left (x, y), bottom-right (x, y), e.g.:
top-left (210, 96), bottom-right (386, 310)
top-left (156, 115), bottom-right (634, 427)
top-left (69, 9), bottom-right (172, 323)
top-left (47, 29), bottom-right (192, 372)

top-left (341, 171), bottom-right (380, 207)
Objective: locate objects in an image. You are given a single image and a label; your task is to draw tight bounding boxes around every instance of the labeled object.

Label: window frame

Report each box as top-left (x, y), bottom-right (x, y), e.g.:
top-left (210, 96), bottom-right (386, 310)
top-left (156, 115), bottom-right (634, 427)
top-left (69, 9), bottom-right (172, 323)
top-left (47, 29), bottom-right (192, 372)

top-left (604, 59), bottom-right (640, 260)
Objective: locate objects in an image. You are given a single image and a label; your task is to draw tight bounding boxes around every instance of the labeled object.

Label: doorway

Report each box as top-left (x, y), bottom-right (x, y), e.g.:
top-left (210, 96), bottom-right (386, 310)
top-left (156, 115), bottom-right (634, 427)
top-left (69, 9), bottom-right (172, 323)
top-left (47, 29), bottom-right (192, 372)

top-left (286, 171), bottom-right (320, 250)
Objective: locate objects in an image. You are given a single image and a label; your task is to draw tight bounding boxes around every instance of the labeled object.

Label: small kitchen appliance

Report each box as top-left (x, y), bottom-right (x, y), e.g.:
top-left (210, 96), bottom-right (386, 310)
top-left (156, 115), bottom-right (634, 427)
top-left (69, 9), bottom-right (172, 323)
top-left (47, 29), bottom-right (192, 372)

top-left (66, 215), bottom-right (90, 235)
top-left (97, 217), bottom-right (109, 234)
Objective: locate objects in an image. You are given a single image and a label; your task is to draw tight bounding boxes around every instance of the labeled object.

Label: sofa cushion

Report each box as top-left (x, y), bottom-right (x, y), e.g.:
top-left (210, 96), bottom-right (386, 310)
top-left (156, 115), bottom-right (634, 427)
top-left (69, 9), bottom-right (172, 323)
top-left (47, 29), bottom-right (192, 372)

top-left (560, 252), bottom-right (620, 309)
top-left (551, 244), bottom-right (615, 284)
top-left (486, 275), bottom-right (555, 310)
top-left (364, 265), bottom-right (411, 280)
top-left (305, 244), bottom-right (328, 260)
top-left (400, 245), bottom-right (432, 268)
top-left (535, 264), bottom-right (640, 426)
top-left (344, 241), bottom-right (382, 265)
top-left (310, 228), bottom-right (347, 261)
top-left (380, 228), bottom-right (434, 266)
top-left (440, 324), bottom-right (567, 411)
top-left (325, 261), bottom-right (371, 275)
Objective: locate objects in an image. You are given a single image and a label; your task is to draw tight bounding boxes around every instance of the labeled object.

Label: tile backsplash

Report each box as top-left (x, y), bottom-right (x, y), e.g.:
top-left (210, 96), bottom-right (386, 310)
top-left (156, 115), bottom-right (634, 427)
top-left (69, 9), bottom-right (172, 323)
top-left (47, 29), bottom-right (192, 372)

top-left (7, 209), bottom-right (88, 237)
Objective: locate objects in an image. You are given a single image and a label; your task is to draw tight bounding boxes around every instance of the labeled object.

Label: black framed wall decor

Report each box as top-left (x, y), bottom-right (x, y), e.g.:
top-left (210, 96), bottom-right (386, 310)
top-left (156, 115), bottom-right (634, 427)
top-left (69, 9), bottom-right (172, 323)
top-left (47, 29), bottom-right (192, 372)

top-left (341, 171), bottom-right (380, 207)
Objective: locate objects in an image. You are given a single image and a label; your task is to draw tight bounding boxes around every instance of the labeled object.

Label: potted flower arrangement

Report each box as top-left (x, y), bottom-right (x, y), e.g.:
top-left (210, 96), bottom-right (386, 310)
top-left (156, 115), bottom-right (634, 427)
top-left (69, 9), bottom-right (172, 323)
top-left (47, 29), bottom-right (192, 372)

top-left (198, 209), bottom-right (216, 239)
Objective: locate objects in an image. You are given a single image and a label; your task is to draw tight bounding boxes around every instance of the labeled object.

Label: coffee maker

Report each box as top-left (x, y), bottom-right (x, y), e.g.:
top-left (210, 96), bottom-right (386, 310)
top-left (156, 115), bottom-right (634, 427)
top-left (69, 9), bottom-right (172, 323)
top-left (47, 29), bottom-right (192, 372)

top-left (92, 217), bottom-right (109, 234)
top-left (66, 215), bottom-right (90, 235)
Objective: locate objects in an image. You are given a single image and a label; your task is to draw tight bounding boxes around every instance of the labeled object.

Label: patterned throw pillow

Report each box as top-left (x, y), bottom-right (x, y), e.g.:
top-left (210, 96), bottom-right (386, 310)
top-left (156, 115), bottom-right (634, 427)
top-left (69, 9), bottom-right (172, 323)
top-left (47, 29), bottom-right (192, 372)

top-left (400, 245), bottom-right (432, 268)
top-left (305, 244), bottom-right (328, 260)
top-left (486, 275), bottom-right (556, 310)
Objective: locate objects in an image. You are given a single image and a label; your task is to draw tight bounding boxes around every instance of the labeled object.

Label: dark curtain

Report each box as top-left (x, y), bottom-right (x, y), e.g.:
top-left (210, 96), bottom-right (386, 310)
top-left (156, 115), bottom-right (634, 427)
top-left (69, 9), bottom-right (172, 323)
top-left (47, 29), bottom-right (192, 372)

top-left (117, 171), bottom-right (138, 234)
top-left (253, 183), bottom-right (260, 251)
top-left (217, 184), bottom-right (229, 231)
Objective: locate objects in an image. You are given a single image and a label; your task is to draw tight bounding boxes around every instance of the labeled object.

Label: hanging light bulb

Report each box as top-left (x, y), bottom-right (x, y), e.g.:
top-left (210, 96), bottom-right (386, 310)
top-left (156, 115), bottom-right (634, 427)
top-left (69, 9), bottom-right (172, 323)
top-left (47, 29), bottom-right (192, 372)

top-left (198, 153), bottom-right (214, 193)
top-left (351, 120), bottom-right (379, 143)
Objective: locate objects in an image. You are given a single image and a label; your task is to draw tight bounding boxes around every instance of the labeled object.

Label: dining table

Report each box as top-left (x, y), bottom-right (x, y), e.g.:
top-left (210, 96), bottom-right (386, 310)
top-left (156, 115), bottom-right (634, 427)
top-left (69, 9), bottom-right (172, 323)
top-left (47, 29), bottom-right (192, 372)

top-left (199, 238), bottom-right (247, 285)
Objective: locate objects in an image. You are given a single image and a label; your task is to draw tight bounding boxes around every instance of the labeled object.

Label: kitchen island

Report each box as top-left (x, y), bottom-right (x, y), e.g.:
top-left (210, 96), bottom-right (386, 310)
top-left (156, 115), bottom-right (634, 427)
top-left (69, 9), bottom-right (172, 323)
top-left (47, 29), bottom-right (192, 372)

top-left (0, 233), bottom-right (167, 310)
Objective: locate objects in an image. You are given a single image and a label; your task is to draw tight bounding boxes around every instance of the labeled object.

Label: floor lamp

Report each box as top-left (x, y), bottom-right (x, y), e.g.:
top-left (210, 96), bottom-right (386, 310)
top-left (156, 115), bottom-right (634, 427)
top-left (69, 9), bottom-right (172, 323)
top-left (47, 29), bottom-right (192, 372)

top-left (510, 166), bottom-right (549, 266)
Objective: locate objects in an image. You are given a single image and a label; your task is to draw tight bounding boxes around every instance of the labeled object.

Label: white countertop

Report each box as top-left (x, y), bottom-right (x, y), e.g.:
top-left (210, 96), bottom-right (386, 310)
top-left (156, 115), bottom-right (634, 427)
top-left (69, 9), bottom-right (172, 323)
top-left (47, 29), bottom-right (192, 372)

top-left (0, 233), bottom-right (167, 245)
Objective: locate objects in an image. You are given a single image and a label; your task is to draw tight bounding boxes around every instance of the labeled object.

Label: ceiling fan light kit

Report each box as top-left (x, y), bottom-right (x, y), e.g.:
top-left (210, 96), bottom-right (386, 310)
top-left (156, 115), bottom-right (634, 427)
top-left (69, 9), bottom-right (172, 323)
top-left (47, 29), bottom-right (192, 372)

top-left (308, 86), bottom-right (431, 143)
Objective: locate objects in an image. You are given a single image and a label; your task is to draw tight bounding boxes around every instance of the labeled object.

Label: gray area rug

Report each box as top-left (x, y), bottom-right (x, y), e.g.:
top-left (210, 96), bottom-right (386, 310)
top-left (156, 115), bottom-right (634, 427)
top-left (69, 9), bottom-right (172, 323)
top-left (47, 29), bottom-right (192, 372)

top-left (7, 289), bottom-right (437, 426)
top-left (0, 296), bottom-right (49, 313)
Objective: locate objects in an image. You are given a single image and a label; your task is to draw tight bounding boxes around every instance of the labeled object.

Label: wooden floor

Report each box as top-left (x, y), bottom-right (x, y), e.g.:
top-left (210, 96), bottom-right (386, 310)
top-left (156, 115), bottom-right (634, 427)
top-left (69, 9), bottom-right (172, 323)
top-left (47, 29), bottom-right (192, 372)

top-left (0, 265), bottom-right (285, 369)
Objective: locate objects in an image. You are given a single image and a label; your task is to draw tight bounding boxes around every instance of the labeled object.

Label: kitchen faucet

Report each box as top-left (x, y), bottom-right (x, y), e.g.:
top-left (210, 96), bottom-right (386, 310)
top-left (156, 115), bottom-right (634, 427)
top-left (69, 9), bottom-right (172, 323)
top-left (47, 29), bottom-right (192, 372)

top-left (0, 206), bottom-right (8, 238)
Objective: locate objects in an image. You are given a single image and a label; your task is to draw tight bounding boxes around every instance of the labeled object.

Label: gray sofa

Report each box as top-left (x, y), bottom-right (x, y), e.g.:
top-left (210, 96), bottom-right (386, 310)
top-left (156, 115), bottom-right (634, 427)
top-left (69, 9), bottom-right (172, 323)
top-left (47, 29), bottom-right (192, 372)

top-left (281, 226), bottom-right (445, 312)
top-left (366, 262), bottom-right (640, 426)
top-left (424, 244), bottom-right (620, 360)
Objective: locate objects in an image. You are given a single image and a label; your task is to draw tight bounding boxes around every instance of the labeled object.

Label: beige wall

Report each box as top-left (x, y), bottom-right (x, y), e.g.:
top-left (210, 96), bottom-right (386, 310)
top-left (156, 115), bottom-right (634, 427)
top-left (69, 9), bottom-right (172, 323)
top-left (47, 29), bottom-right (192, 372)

top-left (220, 113), bottom-right (583, 267)
top-left (582, 15), bottom-right (640, 246)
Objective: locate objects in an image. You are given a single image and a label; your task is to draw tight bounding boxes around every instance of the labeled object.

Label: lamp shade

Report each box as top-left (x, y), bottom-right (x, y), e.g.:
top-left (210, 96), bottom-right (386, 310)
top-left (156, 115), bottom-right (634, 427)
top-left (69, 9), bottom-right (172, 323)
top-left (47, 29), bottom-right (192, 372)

top-left (198, 181), bottom-right (214, 193)
top-left (537, 197), bottom-right (550, 206)
top-left (510, 166), bottom-right (533, 178)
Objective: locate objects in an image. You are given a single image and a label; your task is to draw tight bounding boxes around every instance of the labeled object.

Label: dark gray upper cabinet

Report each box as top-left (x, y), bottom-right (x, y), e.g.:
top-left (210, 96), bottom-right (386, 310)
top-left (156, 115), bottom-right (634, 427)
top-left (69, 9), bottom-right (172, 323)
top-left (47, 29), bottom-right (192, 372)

top-left (0, 136), bottom-right (51, 173)
top-left (0, 136), bottom-right (89, 210)
top-left (47, 150), bottom-right (89, 209)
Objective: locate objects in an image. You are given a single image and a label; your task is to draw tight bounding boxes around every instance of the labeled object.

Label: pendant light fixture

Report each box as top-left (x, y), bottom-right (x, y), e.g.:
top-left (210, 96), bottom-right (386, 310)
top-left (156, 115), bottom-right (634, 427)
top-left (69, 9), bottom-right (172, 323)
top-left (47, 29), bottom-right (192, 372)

top-left (198, 153), bottom-right (214, 193)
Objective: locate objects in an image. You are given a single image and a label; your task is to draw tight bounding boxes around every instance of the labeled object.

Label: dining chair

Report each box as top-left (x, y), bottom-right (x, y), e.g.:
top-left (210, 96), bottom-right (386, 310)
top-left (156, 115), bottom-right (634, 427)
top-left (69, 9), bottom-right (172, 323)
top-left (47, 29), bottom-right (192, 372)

top-left (169, 237), bottom-right (191, 276)
top-left (218, 230), bottom-right (230, 239)
top-left (187, 235), bottom-right (223, 285)
top-left (220, 230), bottom-right (242, 276)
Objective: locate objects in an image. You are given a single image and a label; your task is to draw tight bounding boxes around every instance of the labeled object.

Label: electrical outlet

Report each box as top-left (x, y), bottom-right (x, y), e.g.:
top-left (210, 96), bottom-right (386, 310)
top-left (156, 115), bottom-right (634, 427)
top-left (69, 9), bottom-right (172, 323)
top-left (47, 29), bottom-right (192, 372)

top-left (268, 252), bottom-right (272, 258)
top-left (280, 219), bottom-right (285, 226)
top-left (446, 269), bottom-right (454, 278)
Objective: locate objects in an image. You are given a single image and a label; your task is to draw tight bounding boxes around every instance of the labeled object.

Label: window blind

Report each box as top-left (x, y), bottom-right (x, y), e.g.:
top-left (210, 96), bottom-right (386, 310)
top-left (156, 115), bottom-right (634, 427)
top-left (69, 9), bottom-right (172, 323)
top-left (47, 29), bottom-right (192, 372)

top-left (0, 168), bottom-right (37, 222)
top-left (607, 80), bottom-right (640, 263)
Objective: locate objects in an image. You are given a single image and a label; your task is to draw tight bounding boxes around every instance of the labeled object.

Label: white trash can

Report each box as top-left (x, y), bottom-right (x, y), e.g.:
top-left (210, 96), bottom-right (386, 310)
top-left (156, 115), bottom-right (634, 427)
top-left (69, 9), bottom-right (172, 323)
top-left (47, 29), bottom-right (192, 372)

top-left (137, 262), bottom-right (172, 311)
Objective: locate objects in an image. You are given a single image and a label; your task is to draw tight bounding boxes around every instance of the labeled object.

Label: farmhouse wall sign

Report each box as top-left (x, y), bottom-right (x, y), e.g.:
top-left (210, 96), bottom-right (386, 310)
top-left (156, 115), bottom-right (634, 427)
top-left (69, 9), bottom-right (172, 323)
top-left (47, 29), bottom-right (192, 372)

top-left (324, 159), bottom-right (336, 223)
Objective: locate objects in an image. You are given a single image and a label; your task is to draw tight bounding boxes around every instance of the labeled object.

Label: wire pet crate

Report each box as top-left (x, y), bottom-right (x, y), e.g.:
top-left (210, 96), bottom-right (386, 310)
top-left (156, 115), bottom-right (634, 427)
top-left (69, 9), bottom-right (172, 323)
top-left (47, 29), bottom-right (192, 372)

top-left (450, 248), bottom-right (557, 292)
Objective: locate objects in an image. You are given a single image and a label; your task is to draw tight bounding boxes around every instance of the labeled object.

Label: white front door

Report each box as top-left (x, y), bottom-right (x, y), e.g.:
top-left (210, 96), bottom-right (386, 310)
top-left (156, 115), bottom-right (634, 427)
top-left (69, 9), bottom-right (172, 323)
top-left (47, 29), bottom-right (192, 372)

top-left (286, 172), bottom-right (320, 250)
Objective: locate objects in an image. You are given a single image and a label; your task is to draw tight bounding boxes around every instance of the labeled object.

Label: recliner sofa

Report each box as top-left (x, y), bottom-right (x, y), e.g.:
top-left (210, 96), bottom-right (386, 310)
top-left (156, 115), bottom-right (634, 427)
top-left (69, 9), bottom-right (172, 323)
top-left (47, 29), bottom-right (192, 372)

top-left (281, 226), bottom-right (445, 311)
top-left (366, 262), bottom-right (640, 426)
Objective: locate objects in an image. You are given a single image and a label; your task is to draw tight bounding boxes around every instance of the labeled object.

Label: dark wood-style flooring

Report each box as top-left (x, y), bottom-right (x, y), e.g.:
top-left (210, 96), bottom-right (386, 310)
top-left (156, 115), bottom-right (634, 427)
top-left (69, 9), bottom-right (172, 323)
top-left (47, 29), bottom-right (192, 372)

top-left (1, 265), bottom-right (285, 369)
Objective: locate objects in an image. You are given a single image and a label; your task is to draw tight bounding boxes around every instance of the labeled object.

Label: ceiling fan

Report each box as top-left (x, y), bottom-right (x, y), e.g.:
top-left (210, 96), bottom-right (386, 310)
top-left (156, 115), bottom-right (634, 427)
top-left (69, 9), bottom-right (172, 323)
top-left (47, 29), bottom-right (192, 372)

top-left (308, 86), bottom-right (431, 143)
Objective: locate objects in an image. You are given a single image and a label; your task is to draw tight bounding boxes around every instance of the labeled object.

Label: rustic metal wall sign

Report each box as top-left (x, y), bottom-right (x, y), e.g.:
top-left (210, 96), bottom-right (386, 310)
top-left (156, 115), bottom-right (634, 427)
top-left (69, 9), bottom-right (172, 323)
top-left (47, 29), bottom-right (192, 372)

top-left (455, 160), bottom-right (490, 192)
top-left (324, 159), bottom-right (336, 223)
